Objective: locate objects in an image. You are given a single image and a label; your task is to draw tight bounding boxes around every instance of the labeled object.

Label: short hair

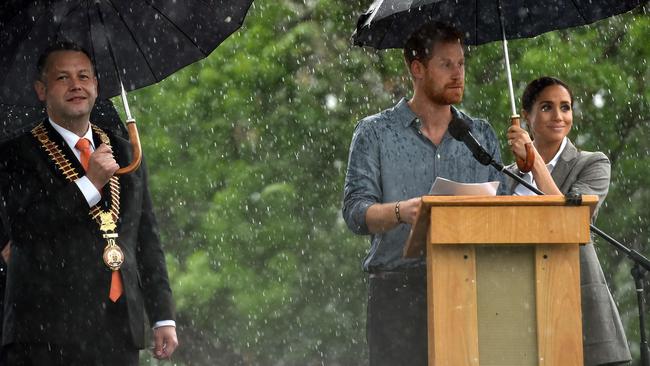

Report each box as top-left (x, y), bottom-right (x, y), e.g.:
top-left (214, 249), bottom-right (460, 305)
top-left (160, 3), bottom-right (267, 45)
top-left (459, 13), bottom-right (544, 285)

top-left (403, 22), bottom-right (464, 66)
top-left (36, 41), bottom-right (94, 81)
top-left (521, 76), bottom-right (574, 113)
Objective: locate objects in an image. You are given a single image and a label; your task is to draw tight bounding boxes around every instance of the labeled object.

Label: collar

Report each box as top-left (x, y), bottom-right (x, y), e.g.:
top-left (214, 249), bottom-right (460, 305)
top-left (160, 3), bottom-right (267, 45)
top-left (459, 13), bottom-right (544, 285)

top-left (546, 137), bottom-right (568, 172)
top-left (49, 118), bottom-right (95, 150)
top-left (394, 98), bottom-right (419, 128)
top-left (394, 98), bottom-right (468, 129)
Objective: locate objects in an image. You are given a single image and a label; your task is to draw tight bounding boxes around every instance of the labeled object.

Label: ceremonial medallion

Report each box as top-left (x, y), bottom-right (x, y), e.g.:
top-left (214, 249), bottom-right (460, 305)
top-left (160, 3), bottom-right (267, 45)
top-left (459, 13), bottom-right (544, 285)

top-left (103, 237), bottom-right (124, 271)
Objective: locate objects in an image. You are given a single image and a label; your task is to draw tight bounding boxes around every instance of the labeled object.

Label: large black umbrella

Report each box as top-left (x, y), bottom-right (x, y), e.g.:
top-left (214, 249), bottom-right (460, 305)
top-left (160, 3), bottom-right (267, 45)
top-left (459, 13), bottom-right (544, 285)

top-left (352, 0), bottom-right (647, 171)
top-left (353, 0), bottom-right (646, 49)
top-left (0, 0), bottom-right (254, 173)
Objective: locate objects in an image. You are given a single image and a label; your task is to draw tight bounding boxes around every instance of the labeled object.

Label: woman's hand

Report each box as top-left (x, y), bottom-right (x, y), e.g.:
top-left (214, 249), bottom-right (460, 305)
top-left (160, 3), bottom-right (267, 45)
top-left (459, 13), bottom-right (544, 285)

top-left (507, 125), bottom-right (533, 161)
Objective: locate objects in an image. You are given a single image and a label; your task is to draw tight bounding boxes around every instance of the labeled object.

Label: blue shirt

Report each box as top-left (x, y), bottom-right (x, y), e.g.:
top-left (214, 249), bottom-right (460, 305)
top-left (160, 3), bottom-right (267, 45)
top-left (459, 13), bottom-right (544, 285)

top-left (342, 98), bottom-right (505, 271)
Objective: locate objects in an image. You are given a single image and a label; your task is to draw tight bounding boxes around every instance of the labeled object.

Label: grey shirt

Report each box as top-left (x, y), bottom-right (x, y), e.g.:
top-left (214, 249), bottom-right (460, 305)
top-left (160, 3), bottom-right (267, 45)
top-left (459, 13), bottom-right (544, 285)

top-left (343, 98), bottom-right (505, 271)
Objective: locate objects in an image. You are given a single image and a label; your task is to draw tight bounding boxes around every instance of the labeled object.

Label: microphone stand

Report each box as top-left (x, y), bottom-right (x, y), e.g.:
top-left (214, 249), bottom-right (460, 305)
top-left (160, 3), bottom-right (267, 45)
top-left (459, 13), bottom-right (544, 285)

top-left (489, 158), bottom-right (650, 366)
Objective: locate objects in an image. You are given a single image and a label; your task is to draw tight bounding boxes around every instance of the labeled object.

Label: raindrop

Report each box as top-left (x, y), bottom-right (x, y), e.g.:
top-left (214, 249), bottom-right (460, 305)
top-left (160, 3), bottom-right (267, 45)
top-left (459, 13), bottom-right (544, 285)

top-left (593, 91), bottom-right (605, 109)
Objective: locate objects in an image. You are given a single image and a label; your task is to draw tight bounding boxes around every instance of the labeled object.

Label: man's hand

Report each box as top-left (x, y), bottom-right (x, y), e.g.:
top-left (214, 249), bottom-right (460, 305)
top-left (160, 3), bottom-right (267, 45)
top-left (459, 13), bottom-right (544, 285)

top-left (398, 197), bottom-right (421, 225)
top-left (85, 144), bottom-right (119, 191)
top-left (152, 326), bottom-right (178, 360)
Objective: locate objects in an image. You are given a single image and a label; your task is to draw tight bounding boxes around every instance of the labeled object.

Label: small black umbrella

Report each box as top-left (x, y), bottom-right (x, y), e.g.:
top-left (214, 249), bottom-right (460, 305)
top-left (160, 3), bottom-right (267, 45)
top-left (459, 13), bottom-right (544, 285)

top-left (352, 0), bottom-right (647, 171)
top-left (0, 0), bottom-right (254, 173)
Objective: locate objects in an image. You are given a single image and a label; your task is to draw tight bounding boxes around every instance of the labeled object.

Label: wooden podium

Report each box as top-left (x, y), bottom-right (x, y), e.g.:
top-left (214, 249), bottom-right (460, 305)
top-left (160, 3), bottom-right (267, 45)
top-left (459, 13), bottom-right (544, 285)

top-left (404, 195), bottom-right (598, 366)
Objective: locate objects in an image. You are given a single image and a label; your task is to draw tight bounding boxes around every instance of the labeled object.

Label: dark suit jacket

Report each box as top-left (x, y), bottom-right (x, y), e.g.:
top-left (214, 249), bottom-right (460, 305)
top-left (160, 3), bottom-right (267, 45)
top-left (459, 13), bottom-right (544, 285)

top-left (505, 139), bottom-right (631, 366)
top-left (0, 120), bottom-right (174, 349)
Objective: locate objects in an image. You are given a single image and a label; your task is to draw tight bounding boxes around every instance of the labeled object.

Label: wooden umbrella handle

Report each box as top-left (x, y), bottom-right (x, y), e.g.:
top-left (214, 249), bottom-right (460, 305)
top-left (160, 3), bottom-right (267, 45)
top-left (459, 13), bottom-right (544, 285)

top-left (115, 118), bottom-right (142, 175)
top-left (511, 115), bottom-right (534, 173)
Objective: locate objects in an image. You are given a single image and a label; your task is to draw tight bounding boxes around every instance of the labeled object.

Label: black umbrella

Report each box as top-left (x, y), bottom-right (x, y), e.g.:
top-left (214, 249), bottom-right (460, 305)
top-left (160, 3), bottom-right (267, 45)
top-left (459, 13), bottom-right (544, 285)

top-left (352, 0), bottom-right (647, 171)
top-left (0, 0), bottom-right (254, 173)
top-left (353, 0), bottom-right (646, 49)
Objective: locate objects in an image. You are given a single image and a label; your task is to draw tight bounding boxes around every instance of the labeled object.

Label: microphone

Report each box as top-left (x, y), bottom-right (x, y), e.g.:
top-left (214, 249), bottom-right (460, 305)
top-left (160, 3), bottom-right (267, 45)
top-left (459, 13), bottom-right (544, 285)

top-left (447, 117), bottom-right (494, 166)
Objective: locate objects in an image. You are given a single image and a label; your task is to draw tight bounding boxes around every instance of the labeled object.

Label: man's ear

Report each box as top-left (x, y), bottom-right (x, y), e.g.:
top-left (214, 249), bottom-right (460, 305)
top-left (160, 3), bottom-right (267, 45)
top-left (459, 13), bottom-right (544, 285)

top-left (410, 59), bottom-right (425, 80)
top-left (34, 80), bottom-right (46, 102)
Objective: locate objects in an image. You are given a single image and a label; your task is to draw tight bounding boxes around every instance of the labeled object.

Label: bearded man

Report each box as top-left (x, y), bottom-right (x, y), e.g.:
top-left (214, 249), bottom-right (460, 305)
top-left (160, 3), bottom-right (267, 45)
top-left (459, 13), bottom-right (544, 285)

top-left (342, 22), bottom-right (504, 366)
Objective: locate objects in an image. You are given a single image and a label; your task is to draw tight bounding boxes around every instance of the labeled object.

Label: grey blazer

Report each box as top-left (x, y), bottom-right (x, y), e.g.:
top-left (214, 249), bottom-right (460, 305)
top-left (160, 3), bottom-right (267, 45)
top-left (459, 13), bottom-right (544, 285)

top-left (505, 139), bottom-right (631, 366)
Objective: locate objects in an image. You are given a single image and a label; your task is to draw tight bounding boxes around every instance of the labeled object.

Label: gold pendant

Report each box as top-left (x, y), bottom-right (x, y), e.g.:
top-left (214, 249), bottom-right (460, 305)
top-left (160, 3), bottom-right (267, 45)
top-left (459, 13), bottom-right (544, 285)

top-left (99, 211), bottom-right (117, 232)
top-left (102, 235), bottom-right (124, 271)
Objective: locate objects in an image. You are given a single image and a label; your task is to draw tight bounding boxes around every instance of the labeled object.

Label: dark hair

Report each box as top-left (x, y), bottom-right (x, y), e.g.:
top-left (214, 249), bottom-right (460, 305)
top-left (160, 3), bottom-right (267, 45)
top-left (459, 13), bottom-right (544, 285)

top-left (36, 41), bottom-right (94, 81)
top-left (403, 22), bottom-right (464, 66)
top-left (521, 76), bottom-right (573, 113)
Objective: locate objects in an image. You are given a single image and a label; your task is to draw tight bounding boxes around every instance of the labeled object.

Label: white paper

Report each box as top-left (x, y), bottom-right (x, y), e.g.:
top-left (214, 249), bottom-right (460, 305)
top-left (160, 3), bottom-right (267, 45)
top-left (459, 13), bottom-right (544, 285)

top-left (429, 177), bottom-right (499, 196)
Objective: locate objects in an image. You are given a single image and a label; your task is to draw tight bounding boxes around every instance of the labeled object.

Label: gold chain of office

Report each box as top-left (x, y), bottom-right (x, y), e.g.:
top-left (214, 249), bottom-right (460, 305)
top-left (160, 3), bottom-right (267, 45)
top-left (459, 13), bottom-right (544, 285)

top-left (31, 122), bottom-right (124, 271)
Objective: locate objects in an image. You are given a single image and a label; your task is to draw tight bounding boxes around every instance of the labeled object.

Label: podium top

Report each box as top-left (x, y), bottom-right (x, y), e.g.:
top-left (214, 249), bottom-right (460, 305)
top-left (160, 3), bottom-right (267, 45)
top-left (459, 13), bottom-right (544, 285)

top-left (404, 195), bottom-right (598, 258)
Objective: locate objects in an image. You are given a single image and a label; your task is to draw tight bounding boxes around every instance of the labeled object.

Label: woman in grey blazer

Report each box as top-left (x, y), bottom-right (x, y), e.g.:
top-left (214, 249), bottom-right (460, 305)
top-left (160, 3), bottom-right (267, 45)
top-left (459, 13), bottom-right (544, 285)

top-left (506, 76), bottom-right (631, 366)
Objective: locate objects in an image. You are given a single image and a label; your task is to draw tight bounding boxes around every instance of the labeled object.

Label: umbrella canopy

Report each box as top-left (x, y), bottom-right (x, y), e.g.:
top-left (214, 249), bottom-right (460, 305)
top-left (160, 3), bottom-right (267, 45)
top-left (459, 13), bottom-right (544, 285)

top-left (353, 0), bottom-right (647, 49)
top-left (0, 0), bottom-right (254, 107)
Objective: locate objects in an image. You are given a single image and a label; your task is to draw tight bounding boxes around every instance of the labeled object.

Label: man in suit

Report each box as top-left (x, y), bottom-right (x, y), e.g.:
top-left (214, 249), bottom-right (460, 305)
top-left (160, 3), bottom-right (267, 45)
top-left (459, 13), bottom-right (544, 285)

top-left (0, 42), bottom-right (178, 365)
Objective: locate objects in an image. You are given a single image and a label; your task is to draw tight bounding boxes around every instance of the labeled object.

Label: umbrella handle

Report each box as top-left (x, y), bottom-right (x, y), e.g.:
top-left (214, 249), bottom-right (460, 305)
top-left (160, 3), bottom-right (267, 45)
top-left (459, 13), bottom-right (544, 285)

top-left (114, 118), bottom-right (142, 175)
top-left (511, 115), bottom-right (534, 173)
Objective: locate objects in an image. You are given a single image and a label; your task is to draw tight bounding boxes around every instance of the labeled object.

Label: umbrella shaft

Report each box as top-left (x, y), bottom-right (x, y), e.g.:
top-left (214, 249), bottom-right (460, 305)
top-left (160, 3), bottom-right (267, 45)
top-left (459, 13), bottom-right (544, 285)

top-left (497, 0), bottom-right (518, 116)
top-left (120, 82), bottom-right (133, 121)
top-left (501, 37), bottom-right (517, 116)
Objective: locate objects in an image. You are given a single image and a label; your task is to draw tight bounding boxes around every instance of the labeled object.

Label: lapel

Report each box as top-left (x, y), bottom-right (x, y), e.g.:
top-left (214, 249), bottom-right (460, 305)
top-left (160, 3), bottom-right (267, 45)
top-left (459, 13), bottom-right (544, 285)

top-left (549, 139), bottom-right (579, 193)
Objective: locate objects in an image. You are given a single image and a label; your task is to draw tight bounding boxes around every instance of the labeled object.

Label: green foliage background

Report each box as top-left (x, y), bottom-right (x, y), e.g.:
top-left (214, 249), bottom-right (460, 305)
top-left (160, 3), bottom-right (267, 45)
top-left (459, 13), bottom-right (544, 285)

top-left (121, 1), bottom-right (649, 364)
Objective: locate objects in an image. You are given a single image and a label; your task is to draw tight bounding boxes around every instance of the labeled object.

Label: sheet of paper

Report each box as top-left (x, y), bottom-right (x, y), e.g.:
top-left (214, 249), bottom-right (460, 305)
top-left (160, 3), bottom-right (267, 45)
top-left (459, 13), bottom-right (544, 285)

top-left (429, 177), bottom-right (499, 196)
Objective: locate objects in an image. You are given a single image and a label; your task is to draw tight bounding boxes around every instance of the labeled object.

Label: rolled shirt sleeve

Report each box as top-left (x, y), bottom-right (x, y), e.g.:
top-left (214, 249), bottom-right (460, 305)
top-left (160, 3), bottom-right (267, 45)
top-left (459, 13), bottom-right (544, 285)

top-left (343, 119), bottom-right (382, 235)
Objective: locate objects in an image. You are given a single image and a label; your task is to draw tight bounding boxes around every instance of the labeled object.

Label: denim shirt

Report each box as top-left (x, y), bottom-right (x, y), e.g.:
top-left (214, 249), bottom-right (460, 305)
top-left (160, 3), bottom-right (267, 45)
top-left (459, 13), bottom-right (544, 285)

top-left (342, 98), bottom-right (505, 271)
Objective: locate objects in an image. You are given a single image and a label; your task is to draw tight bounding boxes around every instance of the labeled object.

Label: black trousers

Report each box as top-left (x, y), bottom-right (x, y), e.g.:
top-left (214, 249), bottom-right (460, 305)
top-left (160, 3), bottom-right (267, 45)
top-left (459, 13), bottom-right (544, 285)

top-left (3, 297), bottom-right (139, 366)
top-left (367, 270), bottom-right (428, 366)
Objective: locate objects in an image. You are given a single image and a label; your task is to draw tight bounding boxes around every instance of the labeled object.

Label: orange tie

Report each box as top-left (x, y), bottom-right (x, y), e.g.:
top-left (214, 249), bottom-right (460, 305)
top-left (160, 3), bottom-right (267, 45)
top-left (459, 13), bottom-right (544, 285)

top-left (109, 271), bottom-right (123, 302)
top-left (75, 138), bottom-right (123, 302)
top-left (75, 138), bottom-right (92, 170)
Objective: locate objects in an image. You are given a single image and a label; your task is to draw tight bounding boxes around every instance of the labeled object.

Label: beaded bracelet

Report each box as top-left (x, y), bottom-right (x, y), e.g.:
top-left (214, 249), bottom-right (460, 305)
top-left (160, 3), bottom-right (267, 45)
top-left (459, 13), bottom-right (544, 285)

top-left (395, 201), bottom-right (402, 223)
